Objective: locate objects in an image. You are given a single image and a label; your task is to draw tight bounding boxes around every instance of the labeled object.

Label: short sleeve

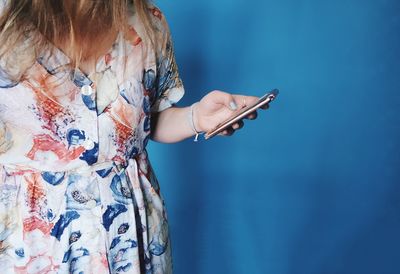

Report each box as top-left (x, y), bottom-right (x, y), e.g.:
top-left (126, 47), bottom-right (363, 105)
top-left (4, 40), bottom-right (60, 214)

top-left (147, 5), bottom-right (185, 113)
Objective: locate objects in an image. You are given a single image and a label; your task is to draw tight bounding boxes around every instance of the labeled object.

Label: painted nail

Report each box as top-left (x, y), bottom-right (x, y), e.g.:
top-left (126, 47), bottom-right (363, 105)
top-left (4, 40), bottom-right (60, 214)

top-left (230, 101), bottom-right (238, 110)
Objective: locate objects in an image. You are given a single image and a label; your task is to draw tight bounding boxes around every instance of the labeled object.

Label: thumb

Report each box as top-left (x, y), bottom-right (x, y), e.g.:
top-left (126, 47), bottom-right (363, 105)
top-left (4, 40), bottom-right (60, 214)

top-left (212, 91), bottom-right (238, 111)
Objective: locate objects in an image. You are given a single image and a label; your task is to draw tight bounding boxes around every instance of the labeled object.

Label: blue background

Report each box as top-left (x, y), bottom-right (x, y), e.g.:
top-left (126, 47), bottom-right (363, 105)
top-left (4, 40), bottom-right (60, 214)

top-left (148, 0), bottom-right (400, 273)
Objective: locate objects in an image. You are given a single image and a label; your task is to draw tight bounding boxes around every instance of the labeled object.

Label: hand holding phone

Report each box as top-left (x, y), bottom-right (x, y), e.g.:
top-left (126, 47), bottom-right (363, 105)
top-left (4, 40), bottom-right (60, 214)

top-left (204, 89), bottom-right (279, 140)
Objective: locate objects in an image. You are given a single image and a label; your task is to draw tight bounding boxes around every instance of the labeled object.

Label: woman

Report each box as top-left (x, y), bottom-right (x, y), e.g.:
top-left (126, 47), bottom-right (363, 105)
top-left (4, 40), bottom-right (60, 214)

top-left (0, 0), bottom-right (267, 273)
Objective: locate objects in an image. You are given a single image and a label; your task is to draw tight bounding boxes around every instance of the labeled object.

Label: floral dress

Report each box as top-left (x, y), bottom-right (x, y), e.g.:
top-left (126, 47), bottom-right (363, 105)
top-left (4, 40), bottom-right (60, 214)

top-left (0, 3), bottom-right (184, 274)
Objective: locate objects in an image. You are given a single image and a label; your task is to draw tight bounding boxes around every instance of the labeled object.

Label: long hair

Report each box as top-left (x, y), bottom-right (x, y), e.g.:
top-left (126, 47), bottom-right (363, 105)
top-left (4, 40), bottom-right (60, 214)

top-left (0, 0), bottom-right (157, 80)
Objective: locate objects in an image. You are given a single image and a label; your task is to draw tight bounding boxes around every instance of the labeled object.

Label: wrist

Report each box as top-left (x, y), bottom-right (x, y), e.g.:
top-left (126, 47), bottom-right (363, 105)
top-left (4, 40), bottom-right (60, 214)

top-left (188, 102), bottom-right (205, 142)
top-left (191, 102), bottom-right (204, 133)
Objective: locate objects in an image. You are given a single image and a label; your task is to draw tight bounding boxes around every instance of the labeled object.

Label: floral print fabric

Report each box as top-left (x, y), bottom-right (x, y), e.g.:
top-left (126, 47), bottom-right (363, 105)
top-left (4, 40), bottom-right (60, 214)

top-left (0, 3), bottom-right (184, 273)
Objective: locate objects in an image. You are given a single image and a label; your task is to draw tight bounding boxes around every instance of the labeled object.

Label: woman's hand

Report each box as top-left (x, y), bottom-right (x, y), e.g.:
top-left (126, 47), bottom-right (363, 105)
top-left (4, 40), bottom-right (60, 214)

top-left (193, 90), bottom-right (269, 136)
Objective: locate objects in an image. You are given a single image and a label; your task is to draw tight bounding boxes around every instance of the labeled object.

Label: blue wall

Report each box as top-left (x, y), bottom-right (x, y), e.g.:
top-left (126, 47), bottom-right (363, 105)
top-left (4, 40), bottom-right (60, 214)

top-left (148, 1), bottom-right (400, 273)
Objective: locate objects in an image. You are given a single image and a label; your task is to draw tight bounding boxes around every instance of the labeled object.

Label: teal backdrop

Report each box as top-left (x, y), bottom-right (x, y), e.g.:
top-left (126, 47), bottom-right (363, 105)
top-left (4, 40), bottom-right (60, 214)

top-left (147, 1), bottom-right (400, 273)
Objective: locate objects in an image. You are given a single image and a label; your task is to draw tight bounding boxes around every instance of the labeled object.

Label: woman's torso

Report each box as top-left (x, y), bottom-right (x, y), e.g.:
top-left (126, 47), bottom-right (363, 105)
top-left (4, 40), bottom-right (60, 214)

top-left (0, 5), bottom-right (155, 172)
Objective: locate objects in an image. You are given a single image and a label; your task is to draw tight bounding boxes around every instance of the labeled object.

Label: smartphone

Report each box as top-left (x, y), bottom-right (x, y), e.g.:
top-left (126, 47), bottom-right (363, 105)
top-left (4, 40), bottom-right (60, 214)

top-left (204, 89), bottom-right (279, 140)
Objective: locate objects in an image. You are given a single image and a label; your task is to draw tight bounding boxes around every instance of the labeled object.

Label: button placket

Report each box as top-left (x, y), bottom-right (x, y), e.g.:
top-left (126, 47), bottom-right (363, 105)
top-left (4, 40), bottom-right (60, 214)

top-left (35, 36), bottom-right (125, 168)
top-left (72, 70), bottom-right (101, 166)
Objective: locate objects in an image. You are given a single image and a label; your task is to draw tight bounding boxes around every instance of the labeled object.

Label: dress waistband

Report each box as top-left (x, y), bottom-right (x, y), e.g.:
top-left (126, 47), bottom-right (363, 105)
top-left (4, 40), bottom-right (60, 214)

top-left (0, 160), bottom-right (130, 175)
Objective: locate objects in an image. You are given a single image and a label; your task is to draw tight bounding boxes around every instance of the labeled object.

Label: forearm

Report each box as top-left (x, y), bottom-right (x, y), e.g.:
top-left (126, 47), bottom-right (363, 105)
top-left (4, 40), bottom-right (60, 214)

top-left (149, 105), bottom-right (198, 143)
top-left (148, 90), bottom-right (259, 143)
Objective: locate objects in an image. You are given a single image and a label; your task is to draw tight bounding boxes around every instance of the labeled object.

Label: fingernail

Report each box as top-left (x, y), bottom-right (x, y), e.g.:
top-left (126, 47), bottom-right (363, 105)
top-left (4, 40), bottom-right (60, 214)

top-left (230, 101), bottom-right (237, 110)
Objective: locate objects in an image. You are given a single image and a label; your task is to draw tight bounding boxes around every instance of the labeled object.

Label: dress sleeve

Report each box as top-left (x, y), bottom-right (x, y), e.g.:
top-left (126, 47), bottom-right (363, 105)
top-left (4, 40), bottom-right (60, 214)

top-left (147, 5), bottom-right (185, 113)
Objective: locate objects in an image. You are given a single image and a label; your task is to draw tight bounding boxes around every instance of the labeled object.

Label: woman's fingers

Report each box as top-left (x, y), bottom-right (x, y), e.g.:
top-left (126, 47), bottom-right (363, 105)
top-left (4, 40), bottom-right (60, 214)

top-left (243, 100), bottom-right (269, 120)
top-left (214, 93), bottom-right (272, 137)
top-left (232, 94), bottom-right (258, 108)
top-left (232, 120), bottom-right (244, 130)
top-left (218, 120), bottom-right (245, 136)
top-left (219, 127), bottom-right (235, 136)
top-left (245, 111), bottom-right (258, 120)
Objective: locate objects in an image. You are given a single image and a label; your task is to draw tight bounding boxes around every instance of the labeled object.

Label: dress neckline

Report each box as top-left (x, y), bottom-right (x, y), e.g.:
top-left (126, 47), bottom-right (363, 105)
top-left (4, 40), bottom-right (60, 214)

top-left (35, 4), bottom-right (137, 87)
top-left (38, 30), bottom-right (122, 83)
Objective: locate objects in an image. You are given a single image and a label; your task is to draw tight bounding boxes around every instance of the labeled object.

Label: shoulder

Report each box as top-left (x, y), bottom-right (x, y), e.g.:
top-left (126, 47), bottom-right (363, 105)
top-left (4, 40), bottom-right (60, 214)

top-left (147, 3), bottom-right (175, 44)
top-left (147, 3), bottom-right (170, 29)
top-left (146, 3), bottom-right (177, 61)
top-left (127, 2), bottom-right (173, 41)
top-left (123, 2), bottom-right (175, 62)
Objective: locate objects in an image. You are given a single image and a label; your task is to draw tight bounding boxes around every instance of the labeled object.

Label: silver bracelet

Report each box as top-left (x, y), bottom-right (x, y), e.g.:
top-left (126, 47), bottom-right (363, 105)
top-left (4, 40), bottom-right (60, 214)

top-left (188, 102), bottom-right (203, 142)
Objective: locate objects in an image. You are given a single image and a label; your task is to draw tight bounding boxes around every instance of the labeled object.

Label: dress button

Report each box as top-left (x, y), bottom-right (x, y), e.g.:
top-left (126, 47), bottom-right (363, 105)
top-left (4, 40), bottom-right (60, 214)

top-left (87, 200), bottom-right (96, 209)
top-left (81, 85), bottom-right (93, 95)
top-left (83, 139), bottom-right (95, 150)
